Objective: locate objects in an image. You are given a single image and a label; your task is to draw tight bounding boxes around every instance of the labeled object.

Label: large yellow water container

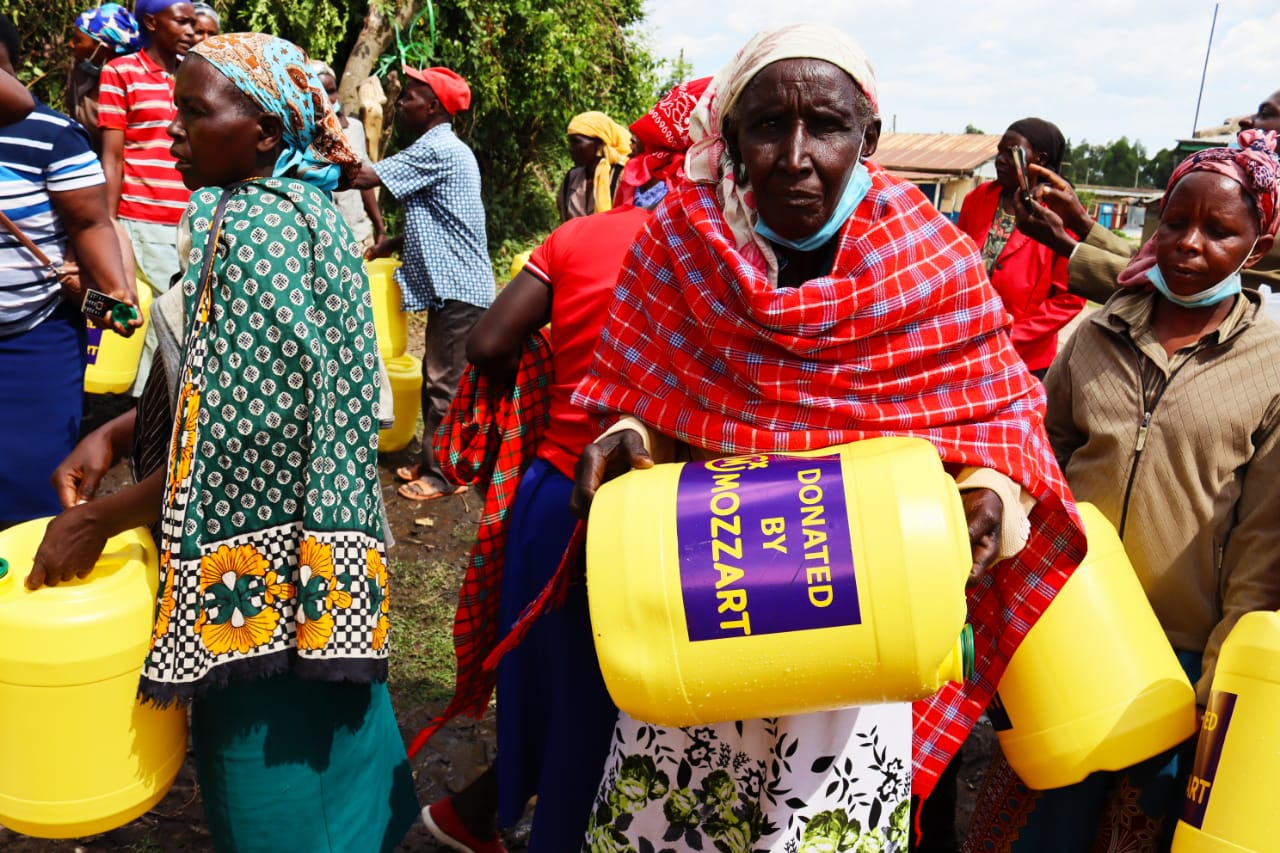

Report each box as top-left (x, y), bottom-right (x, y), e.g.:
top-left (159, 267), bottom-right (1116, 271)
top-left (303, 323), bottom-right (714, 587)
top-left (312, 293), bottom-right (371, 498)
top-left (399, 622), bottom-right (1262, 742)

top-left (378, 352), bottom-right (423, 454)
top-left (1172, 611), bottom-right (1280, 852)
top-left (509, 249), bottom-right (532, 281)
top-left (0, 518), bottom-right (187, 839)
top-left (365, 258), bottom-right (408, 360)
top-left (587, 437), bottom-right (975, 727)
top-left (990, 502), bottom-right (1197, 790)
top-left (84, 282), bottom-right (151, 395)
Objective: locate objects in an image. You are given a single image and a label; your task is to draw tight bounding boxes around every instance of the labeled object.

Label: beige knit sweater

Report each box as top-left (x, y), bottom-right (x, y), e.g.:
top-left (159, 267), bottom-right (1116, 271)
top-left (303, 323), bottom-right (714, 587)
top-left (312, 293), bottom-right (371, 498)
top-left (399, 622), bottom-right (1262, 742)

top-left (1044, 289), bottom-right (1280, 702)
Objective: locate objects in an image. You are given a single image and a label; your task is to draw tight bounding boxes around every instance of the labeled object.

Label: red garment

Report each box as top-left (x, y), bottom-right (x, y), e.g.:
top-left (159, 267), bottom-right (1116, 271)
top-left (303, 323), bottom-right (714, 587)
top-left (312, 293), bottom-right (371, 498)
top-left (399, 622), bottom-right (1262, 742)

top-left (407, 331), bottom-right (552, 756)
top-left (957, 180), bottom-right (1085, 372)
top-left (97, 50), bottom-right (189, 225)
top-left (571, 162), bottom-right (1085, 800)
top-left (525, 205), bottom-right (653, 478)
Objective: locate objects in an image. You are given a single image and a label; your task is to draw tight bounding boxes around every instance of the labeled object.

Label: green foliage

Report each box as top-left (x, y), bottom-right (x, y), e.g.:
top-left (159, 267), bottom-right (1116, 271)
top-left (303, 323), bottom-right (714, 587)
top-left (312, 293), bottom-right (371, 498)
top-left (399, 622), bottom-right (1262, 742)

top-left (5, 0), bottom-right (87, 111)
top-left (231, 0), bottom-right (366, 62)
top-left (1061, 135), bottom-right (1177, 189)
top-left (964, 123), bottom-right (984, 135)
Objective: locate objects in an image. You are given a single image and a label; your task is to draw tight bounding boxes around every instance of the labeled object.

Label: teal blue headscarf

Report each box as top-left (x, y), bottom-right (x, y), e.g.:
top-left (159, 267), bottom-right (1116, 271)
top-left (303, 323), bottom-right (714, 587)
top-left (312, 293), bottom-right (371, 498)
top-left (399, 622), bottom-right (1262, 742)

top-left (189, 33), bottom-right (359, 192)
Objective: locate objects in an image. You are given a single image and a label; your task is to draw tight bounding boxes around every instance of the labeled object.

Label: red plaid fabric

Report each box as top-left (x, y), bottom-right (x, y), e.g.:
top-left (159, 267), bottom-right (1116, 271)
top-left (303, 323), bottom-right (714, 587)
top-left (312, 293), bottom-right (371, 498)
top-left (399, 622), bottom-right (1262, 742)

top-left (407, 330), bottom-right (552, 757)
top-left (571, 163), bottom-right (1086, 800)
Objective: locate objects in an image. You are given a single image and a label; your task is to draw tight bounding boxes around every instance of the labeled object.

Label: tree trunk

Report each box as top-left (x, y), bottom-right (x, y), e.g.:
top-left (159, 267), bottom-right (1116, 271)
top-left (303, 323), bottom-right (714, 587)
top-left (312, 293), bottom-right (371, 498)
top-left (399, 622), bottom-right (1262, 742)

top-left (336, 1), bottom-right (419, 116)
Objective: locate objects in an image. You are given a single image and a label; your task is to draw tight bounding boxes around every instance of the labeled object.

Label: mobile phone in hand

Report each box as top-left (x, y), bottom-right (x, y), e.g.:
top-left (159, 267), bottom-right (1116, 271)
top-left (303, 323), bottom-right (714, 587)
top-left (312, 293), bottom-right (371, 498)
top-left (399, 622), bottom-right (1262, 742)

top-left (1011, 147), bottom-right (1032, 201)
top-left (82, 288), bottom-right (140, 328)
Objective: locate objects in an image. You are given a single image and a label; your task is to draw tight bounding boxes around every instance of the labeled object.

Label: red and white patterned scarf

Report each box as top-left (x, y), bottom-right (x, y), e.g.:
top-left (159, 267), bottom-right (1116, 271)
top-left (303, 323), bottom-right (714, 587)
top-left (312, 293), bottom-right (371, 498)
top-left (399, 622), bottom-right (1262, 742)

top-left (571, 164), bottom-right (1085, 799)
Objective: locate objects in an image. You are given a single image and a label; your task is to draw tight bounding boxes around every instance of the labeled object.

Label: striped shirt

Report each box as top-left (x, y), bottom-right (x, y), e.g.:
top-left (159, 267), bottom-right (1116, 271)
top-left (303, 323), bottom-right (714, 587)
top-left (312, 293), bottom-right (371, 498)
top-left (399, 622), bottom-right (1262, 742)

top-left (98, 50), bottom-right (189, 225)
top-left (0, 102), bottom-right (105, 337)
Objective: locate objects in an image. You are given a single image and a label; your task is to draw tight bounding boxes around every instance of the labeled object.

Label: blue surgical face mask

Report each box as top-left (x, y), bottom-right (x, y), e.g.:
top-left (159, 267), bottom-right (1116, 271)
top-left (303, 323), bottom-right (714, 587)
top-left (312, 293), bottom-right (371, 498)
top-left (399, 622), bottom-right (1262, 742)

top-left (1146, 244), bottom-right (1255, 308)
top-left (755, 142), bottom-right (870, 252)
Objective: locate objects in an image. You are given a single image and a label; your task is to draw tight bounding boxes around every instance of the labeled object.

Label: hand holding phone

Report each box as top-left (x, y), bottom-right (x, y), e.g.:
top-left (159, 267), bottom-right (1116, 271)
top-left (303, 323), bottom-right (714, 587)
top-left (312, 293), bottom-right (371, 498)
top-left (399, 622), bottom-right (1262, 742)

top-left (82, 288), bottom-right (141, 337)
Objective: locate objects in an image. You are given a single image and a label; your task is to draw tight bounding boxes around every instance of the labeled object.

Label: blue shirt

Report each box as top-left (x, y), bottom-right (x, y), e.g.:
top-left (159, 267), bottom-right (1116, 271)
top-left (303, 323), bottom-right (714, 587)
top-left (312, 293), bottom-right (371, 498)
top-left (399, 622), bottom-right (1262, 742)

top-left (375, 123), bottom-right (495, 312)
top-left (0, 102), bottom-right (105, 337)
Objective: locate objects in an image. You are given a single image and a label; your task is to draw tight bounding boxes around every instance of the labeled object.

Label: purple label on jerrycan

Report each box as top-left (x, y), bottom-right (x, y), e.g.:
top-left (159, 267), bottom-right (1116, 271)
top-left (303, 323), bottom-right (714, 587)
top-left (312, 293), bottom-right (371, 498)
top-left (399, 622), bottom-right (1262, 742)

top-left (676, 453), bottom-right (860, 642)
top-left (1181, 690), bottom-right (1237, 829)
top-left (85, 325), bottom-right (103, 366)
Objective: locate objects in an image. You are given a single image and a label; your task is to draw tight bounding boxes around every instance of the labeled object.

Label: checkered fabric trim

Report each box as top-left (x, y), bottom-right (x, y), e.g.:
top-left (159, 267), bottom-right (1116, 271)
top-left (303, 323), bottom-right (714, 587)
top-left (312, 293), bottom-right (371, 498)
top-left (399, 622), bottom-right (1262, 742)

top-left (407, 330), bottom-right (553, 756)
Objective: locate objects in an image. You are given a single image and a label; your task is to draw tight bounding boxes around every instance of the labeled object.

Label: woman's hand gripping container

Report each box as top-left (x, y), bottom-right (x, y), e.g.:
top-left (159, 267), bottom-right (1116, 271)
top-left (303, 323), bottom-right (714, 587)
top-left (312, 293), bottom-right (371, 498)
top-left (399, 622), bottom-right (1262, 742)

top-left (1172, 611), bottom-right (1280, 853)
top-left (83, 282), bottom-right (152, 395)
top-left (587, 436), bottom-right (975, 727)
top-left (365, 258), bottom-right (408, 360)
top-left (990, 502), bottom-right (1197, 791)
top-left (0, 518), bottom-right (187, 838)
top-left (378, 352), bottom-right (423, 454)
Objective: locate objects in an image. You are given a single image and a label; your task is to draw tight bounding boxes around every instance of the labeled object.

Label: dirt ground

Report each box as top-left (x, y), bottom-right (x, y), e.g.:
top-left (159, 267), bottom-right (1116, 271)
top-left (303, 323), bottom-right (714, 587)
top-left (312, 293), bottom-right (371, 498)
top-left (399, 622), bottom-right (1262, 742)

top-left (0, 309), bottom-right (1002, 851)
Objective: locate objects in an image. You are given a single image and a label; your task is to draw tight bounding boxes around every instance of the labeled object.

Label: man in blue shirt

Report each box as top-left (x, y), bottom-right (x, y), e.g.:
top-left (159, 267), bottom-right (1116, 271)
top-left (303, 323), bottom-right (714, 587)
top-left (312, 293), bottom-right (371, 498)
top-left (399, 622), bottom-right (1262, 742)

top-left (357, 65), bottom-right (495, 501)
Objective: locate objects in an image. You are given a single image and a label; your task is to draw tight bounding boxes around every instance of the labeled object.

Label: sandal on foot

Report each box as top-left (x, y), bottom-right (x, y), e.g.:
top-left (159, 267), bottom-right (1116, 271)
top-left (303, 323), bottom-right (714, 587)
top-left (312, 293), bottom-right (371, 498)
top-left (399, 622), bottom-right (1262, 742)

top-left (398, 479), bottom-right (468, 502)
top-left (394, 464), bottom-right (422, 483)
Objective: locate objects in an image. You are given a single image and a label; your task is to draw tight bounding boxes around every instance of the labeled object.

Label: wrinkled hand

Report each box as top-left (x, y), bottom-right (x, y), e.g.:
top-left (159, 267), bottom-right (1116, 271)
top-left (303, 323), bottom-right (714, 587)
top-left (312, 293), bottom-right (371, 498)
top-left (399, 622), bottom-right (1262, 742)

top-left (52, 428), bottom-right (117, 509)
top-left (25, 504), bottom-right (110, 589)
top-left (963, 488), bottom-right (1003, 585)
top-left (571, 429), bottom-right (654, 519)
top-left (1027, 163), bottom-right (1093, 236)
top-left (1011, 191), bottom-right (1077, 259)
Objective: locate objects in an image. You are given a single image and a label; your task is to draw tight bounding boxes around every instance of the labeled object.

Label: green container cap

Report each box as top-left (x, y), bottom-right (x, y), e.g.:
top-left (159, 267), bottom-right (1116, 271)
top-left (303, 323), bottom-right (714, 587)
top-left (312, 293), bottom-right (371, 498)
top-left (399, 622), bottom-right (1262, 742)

top-left (960, 623), bottom-right (975, 682)
top-left (111, 303), bottom-right (140, 326)
top-left (0, 557), bottom-right (8, 580)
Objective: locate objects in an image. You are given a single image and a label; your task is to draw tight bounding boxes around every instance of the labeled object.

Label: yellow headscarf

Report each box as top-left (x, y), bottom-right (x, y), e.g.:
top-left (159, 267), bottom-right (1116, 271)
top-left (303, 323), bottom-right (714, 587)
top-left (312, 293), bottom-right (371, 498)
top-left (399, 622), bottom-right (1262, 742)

top-left (567, 111), bottom-right (632, 213)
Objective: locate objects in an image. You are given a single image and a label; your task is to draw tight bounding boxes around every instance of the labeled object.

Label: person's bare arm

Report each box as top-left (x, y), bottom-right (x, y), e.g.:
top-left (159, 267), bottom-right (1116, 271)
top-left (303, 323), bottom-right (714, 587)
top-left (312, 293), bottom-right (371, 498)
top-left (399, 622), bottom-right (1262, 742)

top-left (0, 72), bottom-right (33, 123)
top-left (101, 128), bottom-right (125, 218)
top-left (51, 183), bottom-right (139, 332)
top-left (350, 163), bottom-right (382, 191)
top-left (466, 270), bottom-right (551, 383)
top-left (361, 187), bottom-right (385, 244)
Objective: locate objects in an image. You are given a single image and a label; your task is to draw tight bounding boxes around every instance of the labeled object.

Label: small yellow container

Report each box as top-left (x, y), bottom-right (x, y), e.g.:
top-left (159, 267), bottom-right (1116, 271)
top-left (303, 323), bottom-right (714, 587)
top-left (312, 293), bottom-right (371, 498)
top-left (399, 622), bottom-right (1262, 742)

top-left (365, 258), bottom-right (408, 360)
top-left (83, 282), bottom-right (152, 396)
top-left (991, 503), bottom-right (1197, 790)
top-left (378, 353), bottom-right (423, 454)
top-left (509, 249), bottom-right (532, 281)
top-left (1172, 610), bottom-right (1280, 852)
top-left (587, 437), bottom-right (974, 727)
top-left (0, 518), bottom-right (187, 839)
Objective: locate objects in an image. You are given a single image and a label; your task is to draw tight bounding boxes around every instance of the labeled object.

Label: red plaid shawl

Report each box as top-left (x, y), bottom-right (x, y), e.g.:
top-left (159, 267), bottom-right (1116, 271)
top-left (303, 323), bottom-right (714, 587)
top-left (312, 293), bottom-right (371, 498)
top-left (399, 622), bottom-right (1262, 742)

top-left (407, 330), bottom-right (553, 757)
top-left (571, 163), bottom-right (1085, 800)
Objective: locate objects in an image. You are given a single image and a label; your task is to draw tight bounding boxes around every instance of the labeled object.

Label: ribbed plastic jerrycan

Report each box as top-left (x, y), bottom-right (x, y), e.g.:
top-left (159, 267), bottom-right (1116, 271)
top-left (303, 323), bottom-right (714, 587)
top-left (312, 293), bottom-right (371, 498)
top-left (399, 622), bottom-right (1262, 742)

top-left (1172, 611), bottom-right (1280, 852)
top-left (990, 502), bottom-right (1197, 790)
top-left (365, 258), bottom-right (408, 360)
top-left (83, 282), bottom-right (152, 395)
top-left (587, 437), bottom-right (975, 727)
top-left (378, 353), bottom-right (423, 454)
top-left (0, 518), bottom-right (186, 838)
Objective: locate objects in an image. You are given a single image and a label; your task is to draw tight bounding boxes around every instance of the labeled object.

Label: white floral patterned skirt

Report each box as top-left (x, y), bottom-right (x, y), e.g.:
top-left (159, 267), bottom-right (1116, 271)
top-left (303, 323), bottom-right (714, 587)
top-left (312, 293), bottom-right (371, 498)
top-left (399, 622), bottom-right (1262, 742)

top-left (583, 703), bottom-right (911, 852)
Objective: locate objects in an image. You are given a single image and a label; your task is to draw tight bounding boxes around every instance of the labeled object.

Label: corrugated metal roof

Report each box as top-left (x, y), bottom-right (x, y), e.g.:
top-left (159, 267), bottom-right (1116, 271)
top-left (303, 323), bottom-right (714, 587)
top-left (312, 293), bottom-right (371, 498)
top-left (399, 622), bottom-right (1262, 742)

top-left (872, 133), bottom-right (1000, 173)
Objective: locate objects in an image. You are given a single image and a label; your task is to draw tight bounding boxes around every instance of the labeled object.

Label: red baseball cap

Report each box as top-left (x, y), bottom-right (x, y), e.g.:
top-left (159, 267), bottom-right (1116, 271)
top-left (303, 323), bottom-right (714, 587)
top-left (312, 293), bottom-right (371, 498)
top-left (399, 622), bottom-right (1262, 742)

top-left (403, 66), bottom-right (472, 115)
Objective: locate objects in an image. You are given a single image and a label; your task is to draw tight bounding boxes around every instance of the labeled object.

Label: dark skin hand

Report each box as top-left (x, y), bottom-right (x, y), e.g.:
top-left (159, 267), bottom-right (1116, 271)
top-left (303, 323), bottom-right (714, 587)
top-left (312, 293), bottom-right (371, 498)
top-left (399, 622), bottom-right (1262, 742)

top-left (53, 184), bottom-right (141, 335)
top-left (572, 429), bottom-right (1006, 584)
top-left (52, 409), bottom-right (137, 508)
top-left (26, 470), bottom-right (164, 588)
top-left (1012, 163), bottom-right (1095, 258)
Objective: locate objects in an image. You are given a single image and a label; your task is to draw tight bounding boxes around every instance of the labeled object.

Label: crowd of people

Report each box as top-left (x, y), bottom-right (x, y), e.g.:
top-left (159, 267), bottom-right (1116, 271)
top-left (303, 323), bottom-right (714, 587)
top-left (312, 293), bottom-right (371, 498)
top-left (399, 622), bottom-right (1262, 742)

top-left (1, 6), bottom-right (1278, 853)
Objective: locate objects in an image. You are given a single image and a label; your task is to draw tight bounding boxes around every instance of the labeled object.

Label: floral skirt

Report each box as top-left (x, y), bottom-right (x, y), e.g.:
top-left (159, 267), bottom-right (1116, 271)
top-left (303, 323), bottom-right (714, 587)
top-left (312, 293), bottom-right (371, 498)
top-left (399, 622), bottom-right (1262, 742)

top-left (583, 704), bottom-right (911, 852)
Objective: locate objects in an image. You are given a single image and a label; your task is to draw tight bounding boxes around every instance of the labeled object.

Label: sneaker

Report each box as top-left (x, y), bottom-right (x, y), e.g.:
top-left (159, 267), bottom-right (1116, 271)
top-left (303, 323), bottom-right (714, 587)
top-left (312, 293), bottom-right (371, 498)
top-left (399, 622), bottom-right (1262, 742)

top-left (421, 797), bottom-right (508, 853)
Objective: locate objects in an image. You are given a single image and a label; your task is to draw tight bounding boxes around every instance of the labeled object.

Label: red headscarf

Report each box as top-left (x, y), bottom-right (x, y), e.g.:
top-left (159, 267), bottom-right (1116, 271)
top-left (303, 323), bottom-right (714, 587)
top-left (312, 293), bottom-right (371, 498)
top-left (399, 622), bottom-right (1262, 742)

top-left (614, 77), bottom-right (711, 204)
top-left (404, 66), bottom-right (472, 114)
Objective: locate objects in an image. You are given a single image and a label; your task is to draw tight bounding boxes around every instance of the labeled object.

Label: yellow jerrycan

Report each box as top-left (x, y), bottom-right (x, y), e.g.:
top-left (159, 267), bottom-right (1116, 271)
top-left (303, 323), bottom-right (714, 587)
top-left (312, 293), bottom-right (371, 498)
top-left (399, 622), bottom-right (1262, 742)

top-left (378, 352), bottom-right (423, 454)
top-left (1172, 611), bottom-right (1280, 852)
top-left (587, 436), bottom-right (975, 727)
top-left (990, 502), bottom-right (1197, 790)
top-left (509, 250), bottom-right (532, 281)
top-left (0, 518), bottom-right (187, 839)
top-left (83, 282), bottom-right (152, 395)
top-left (365, 258), bottom-right (408, 360)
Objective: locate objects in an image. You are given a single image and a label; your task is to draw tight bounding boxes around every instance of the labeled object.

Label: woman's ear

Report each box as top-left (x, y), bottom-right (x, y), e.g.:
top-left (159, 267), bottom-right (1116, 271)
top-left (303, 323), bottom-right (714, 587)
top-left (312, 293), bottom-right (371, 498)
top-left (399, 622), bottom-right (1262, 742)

top-left (1244, 233), bottom-right (1276, 270)
top-left (256, 113), bottom-right (284, 155)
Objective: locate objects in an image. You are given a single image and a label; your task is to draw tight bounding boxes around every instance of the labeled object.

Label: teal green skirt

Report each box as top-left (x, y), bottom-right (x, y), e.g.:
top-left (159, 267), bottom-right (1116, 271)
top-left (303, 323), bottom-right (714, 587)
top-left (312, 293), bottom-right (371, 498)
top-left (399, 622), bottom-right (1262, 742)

top-left (192, 673), bottom-right (420, 853)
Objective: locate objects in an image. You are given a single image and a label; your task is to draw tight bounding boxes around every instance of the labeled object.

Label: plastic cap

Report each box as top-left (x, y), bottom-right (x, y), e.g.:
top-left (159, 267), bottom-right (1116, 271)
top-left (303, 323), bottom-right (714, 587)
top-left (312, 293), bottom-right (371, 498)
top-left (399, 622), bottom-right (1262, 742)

top-left (111, 303), bottom-right (140, 326)
top-left (0, 557), bottom-right (7, 579)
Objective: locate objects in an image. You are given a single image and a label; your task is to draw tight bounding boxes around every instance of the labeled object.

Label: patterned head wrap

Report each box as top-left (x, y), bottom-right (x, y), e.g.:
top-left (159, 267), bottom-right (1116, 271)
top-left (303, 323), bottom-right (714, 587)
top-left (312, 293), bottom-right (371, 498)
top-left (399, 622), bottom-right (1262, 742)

top-left (133, 0), bottom-right (185, 47)
top-left (75, 3), bottom-right (141, 55)
top-left (566, 110), bottom-right (631, 213)
top-left (684, 22), bottom-right (879, 269)
top-left (1117, 129), bottom-right (1280, 287)
top-left (190, 33), bottom-right (361, 192)
top-left (615, 76), bottom-right (711, 202)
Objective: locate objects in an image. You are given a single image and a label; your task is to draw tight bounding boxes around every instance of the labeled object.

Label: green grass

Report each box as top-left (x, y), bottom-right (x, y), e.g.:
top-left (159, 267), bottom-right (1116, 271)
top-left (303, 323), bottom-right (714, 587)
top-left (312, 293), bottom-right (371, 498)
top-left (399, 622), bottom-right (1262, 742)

top-left (387, 556), bottom-right (468, 708)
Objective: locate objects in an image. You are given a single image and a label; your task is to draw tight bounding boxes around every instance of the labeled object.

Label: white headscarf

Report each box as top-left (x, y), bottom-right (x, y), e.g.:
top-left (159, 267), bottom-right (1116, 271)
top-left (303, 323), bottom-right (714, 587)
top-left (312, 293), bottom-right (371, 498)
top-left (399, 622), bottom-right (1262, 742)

top-left (684, 23), bottom-right (879, 264)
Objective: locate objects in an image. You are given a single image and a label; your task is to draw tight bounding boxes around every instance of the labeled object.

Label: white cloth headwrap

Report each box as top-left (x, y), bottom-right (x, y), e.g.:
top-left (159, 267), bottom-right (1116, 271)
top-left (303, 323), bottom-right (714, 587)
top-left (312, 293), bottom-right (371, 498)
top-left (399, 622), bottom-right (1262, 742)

top-left (684, 23), bottom-right (879, 273)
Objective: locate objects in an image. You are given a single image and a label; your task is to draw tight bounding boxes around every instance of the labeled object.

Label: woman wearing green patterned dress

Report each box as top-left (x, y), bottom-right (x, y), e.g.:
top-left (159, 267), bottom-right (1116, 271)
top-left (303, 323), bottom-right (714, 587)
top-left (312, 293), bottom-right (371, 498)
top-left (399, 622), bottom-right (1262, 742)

top-left (27, 32), bottom-right (419, 853)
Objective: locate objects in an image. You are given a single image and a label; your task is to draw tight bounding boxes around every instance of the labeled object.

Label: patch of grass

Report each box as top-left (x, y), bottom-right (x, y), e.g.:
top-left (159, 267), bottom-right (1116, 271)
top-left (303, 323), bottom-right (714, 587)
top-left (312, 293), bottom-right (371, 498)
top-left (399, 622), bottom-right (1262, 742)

top-left (387, 556), bottom-right (467, 709)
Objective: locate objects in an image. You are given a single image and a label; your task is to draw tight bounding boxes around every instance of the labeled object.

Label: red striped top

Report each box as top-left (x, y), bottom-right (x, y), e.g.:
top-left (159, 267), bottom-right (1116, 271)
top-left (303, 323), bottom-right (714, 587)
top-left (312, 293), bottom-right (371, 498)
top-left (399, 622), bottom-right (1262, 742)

top-left (98, 50), bottom-right (189, 226)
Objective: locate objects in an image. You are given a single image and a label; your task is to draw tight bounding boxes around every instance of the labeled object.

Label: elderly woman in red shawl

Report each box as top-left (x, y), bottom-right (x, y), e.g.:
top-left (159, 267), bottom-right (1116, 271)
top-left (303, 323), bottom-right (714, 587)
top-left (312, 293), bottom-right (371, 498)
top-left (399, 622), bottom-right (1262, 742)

top-left (570, 23), bottom-right (1084, 851)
